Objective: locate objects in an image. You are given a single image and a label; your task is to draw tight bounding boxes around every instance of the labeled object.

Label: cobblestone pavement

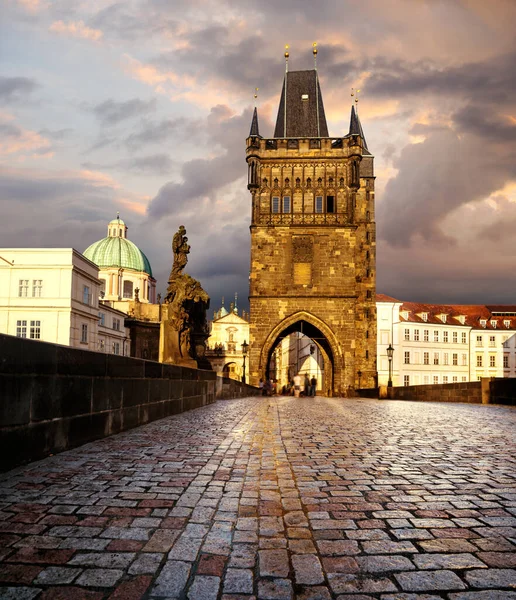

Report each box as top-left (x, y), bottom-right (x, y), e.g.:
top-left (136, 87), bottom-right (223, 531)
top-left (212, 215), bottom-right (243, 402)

top-left (0, 397), bottom-right (515, 600)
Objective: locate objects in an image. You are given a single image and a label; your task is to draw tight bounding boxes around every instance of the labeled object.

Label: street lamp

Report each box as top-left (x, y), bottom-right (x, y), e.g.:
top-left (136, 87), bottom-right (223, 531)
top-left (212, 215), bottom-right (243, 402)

top-left (241, 340), bottom-right (249, 384)
top-left (386, 343), bottom-right (394, 388)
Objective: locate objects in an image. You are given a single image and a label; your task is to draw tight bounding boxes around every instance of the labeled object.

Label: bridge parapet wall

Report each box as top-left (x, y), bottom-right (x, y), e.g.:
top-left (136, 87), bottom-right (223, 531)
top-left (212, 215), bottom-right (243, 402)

top-left (0, 334), bottom-right (258, 471)
top-left (359, 378), bottom-right (515, 405)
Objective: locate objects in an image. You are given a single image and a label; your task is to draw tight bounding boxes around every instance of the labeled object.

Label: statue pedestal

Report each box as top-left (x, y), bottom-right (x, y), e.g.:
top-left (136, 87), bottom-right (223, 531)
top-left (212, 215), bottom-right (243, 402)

top-left (159, 307), bottom-right (198, 368)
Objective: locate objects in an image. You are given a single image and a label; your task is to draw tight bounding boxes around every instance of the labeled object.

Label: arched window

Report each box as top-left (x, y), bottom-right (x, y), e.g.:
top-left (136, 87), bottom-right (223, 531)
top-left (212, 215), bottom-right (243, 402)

top-left (123, 280), bottom-right (133, 299)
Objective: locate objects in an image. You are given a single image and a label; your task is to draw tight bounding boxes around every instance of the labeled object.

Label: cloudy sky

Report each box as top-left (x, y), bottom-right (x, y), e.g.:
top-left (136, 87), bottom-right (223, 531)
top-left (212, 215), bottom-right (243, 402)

top-left (2, 0), bottom-right (516, 311)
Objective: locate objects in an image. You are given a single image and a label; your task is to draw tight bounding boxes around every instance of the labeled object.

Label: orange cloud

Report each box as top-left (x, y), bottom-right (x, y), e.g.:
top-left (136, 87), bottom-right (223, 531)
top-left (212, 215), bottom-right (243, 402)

top-left (0, 119), bottom-right (52, 159)
top-left (17, 0), bottom-right (45, 12)
top-left (49, 20), bottom-right (103, 42)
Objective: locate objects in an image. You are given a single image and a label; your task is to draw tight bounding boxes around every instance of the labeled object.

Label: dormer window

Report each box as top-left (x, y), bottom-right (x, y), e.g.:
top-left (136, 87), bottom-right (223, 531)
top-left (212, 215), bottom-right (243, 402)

top-left (480, 319), bottom-right (487, 328)
top-left (504, 319), bottom-right (511, 328)
top-left (400, 310), bottom-right (409, 320)
top-left (491, 320), bottom-right (497, 329)
top-left (441, 314), bottom-right (447, 323)
top-left (421, 313), bottom-right (428, 322)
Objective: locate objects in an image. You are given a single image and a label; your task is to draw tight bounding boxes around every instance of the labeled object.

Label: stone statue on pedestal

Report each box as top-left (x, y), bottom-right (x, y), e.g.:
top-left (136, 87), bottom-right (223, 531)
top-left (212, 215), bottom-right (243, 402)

top-left (160, 225), bottom-right (211, 369)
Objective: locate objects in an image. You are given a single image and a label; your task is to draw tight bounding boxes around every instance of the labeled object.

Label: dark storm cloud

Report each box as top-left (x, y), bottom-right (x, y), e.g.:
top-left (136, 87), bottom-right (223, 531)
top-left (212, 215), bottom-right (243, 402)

top-left (453, 105), bottom-right (516, 142)
top-left (147, 105), bottom-right (258, 218)
top-left (91, 98), bottom-right (157, 126)
top-left (365, 51), bottom-right (516, 105)
top-left (0, 76), bottom-right (39, 102)
top-left (82, 153), bottom-right (175, 176)
top-left (0, 167), bottom-right (119, 250)
top-left (377, 126), bottom-right (516, 247)
top-left (125, 117), bottom-right (192, 149)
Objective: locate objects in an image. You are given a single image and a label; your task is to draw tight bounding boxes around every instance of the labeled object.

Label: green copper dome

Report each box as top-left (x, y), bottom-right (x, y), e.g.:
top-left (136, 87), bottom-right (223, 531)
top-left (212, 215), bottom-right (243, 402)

top-left (84, 217), bottom-right (153, 277)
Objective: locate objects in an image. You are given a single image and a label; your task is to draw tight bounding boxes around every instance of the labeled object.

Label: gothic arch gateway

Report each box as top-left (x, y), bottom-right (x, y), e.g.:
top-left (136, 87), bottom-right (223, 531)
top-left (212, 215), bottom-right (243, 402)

top-left (246, 57), bottom-right (377, 396)
top-left (260, 312), bottom-right (340, 396)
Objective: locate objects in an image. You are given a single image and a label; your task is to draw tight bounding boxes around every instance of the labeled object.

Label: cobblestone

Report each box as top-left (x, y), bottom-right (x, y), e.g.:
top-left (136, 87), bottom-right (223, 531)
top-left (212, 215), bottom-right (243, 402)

top-left (0, 396), bottom-right (514, 598)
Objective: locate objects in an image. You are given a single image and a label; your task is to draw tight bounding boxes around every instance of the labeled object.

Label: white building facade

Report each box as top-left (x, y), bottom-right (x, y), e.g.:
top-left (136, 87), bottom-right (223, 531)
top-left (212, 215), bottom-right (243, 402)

top-left (0, 248), bottom-right (129, 355)
top-left (376, 295), bottom-right (516, 387)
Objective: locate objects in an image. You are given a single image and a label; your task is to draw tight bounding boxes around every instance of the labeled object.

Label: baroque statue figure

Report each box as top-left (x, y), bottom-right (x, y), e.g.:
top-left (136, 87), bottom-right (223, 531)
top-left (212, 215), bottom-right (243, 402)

top-left (161, 225), bottom-right (210, 368)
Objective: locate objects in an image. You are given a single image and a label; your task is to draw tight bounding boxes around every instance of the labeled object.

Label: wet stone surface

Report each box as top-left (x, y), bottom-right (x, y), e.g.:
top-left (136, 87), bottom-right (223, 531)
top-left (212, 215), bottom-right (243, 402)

top-left (0, 396), bottom-right (514, 599)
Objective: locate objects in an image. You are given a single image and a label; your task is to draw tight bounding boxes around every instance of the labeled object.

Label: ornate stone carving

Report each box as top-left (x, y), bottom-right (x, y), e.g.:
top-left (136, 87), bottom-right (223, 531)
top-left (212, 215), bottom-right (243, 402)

top-left (160, 226), bottom-right (211, 368)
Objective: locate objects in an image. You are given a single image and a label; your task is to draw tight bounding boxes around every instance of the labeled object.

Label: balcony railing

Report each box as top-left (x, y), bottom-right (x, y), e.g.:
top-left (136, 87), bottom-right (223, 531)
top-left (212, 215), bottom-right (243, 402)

top-left (258, 212), bottom-right (349, 226)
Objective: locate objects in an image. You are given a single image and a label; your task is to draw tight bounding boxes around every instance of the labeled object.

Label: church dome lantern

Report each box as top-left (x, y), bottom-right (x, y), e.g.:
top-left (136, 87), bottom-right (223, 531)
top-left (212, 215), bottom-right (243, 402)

top-left (83, 215), bottom-right (156, 304)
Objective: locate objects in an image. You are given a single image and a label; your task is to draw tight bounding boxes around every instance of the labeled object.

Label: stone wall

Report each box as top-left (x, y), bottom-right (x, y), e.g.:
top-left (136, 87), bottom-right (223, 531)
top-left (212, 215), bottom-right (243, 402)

top-left (0, 334), bottom-right (258, 472)
top-left (359, 378), bottom-right (516, 405)
top-left (388, 381), bottom-right (482, 403)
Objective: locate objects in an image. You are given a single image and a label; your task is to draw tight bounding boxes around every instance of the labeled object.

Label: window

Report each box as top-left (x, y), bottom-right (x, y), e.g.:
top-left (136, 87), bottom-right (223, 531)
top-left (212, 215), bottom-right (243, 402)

top-left (480, 319), bottom-right (487, 328)
top-left (504, 355), bottom-right (509, 368)
top-left (424, 330), bottom-right (429, 342)
top-left (83, 285), bottom-right (90, 305)
top-left (489, 355), bottom-right (496, 368)
top-left (443, 331), bottom-right (449, 343)
top-left (452, 353), bottom-right (458, 366)
top-left (476, 355), bottom-right (483, 367)
top-left (422, 313), bottom-right (428, 322)
top-left (491, 320), bottom-right (497, 329)
top-left (452, 331), bottom-right (458, 343)
top-left (404, 328), bottom-right (410, 341)
top-left (100, 279), bottom-right (106, 294)
top-left (283, 196), bottom-right (291, 213)
top-left (404, 351), bottom-right (410, 364)
top-left (462, 376), bottom-right (467, 382)
top-left (113, 318), bottom-right (121, 331)
top-left (29, 320), bottom-right (40, 339)
top-left (443, 353), bottom-right (449, 365)
top-left (315, 196), bottom-right (323, 213)
top-left (113, 342), bottom-right (120, 355)
top-left (326, 196), bottom-right (335, 213)
top-left (433, 375), bottom-right (439, 384)
top-left (16, 320), bottom-right (27, 338)
top-left (423, 352), bottom-right (429, 365)
top-left (272, 196), bottom-right (280, 213)
top-left (462, 353), bottom-right (467, 366)
top-left (81, 323), bottom-right (88, 344)
top-left (504, 319), bottom-right (511, 328)
top-left (462, 332), bottom-right (467, 344)
top-left (452, 376), bottom-right (458, 383)
top-left (489, 335), bottom-right (496, 347)
top-left (98, 339), bottom-right (105, 350)
top-left (99, 312), bottom-right (105, 326)
top-left (123, 280), bottom-right (133, 299)
top-left (18, 280), bottom-right (29, 297)
top-left (404, 375), bottom-right (410, 386)
top-left (414, 329), bottom-right (420, 341)
top-left (476, 335), bottom-right (483, 347)
top-left (434, 331), bottom-right (439, 342)
top-left (441, 314), bottom-right (447, 323)
top-left (443, 376), bottom-right (448, 384)
top-left (32, 280), bottom-right (43, 297)
top-left (423, 375), bottom-right (429, 384)
top-left (434, 352), bottom-right (439, 365)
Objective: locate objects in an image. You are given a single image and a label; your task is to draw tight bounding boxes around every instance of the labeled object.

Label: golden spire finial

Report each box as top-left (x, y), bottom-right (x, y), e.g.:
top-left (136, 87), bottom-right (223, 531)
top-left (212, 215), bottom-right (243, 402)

top-left (284, 44), bottom-right (289, 72)
top-left (254, 87), bottom-right (259, 101)
top-left (313, 41), bottom-right (317, 69)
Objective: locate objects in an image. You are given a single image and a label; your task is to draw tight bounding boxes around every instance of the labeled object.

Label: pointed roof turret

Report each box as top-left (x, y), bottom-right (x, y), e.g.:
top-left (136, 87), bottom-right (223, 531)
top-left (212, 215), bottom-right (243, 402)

top-left (348, 105), bottom-right (370, 154)
top-left (249, 107), bottom-right (261, 137)
top-left (274, 70), bottom-right (329, 138)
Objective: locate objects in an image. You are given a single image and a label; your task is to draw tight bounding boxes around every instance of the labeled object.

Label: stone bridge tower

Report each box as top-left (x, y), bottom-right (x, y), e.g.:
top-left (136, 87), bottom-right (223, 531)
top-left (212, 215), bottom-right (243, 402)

top-left (246, 51), bottom-right (376, 396)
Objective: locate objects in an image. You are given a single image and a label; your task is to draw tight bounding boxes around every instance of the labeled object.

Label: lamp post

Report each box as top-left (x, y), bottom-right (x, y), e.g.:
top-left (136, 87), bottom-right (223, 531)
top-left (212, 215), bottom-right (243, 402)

top-left (241, 340), bottom-right (249, 384)
top-left (387, 343), bottom-right (394, 388)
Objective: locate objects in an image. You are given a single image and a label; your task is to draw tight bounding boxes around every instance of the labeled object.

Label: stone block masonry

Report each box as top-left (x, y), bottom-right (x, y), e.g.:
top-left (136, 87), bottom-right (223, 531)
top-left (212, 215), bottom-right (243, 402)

top-left (0, 334), bottom-right (258, 471)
